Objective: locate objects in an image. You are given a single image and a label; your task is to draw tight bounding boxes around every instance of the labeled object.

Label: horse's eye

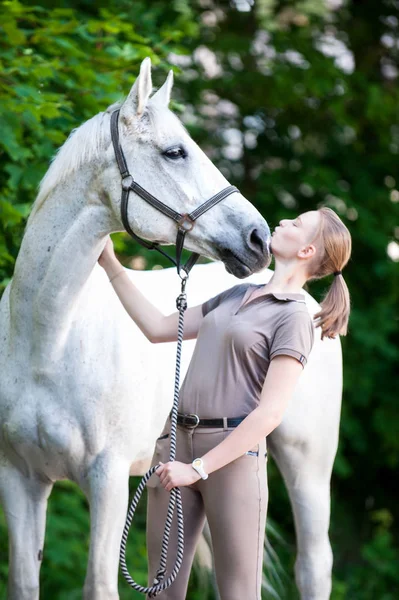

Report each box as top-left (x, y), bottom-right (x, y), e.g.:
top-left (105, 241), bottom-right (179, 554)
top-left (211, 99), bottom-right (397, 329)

top-left (163, 146), bottom-right (187, 160)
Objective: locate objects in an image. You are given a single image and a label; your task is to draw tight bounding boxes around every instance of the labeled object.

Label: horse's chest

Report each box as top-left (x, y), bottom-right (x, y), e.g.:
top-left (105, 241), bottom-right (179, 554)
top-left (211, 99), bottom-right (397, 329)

top-left (1, 392), bottom-right (86, 480)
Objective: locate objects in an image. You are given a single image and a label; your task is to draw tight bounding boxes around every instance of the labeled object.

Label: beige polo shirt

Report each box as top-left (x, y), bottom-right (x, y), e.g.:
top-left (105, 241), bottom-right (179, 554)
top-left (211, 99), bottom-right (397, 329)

top-left (178, 283), bottom-right (314, 419)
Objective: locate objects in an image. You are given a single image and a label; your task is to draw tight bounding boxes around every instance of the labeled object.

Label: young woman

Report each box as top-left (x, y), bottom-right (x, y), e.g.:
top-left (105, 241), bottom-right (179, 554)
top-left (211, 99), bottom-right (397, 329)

top-left (98, 206), bottom-right (351, 600)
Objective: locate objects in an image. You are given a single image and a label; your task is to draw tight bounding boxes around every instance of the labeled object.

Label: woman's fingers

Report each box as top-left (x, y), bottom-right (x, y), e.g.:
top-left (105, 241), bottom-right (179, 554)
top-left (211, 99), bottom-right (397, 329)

top-left (158, 465), bottom-right (173, 489)
top-left (156, 462), bottom-right (174, 490)
top-left (158, 462), bottom-right (169, 480)
top-left (160, 471), bottom-right (169, 485)
top-left (98, 236), bottom-right (113, 266)
top-left (156, 461), bottom-right (196, 492)
top-left (155, 462), bottom-right (164, 477)
top-left (162, 476), bottom-right (173, 491)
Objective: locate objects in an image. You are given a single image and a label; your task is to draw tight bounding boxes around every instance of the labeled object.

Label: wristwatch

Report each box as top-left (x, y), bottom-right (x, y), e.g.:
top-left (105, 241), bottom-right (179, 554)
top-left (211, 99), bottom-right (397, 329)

top-left (191, 458), bottom-right (208, 480)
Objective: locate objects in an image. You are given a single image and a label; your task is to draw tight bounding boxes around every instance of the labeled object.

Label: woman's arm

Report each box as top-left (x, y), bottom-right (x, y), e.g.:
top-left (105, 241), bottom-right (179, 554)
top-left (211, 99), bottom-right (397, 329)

top-left (156, 355), bottom-right (304, 490)
top-left (98, 236), bottom-right (204, 343)
top-left (200, 355), bottom-right (303, 474)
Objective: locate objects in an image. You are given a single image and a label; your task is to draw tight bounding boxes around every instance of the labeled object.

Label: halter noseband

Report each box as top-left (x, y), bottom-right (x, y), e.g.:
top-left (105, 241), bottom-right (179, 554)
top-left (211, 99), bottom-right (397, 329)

top-left (110, 109), bottom-right (239, 277)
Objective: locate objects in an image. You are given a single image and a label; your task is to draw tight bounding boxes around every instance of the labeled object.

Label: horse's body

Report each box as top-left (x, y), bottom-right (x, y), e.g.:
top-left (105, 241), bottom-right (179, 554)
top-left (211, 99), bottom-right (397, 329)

top-left (0, 59), bottom-right (340, 600)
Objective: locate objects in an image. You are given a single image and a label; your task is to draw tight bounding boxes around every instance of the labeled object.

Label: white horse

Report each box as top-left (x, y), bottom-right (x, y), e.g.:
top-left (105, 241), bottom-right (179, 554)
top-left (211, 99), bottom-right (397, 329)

top-left (0, 57), bottom-right (269, 600)
top-left (0, 57), bottom-right (341, 600)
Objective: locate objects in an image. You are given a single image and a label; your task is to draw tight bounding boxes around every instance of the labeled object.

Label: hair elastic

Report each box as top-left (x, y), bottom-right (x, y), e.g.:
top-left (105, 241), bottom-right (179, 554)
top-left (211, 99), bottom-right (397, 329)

top-left (333, 271), bottom-right (342, 276)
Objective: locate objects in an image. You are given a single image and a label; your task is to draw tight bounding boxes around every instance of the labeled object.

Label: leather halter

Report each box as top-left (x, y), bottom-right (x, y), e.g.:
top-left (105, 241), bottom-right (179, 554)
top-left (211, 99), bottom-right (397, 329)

top-left (110, 109), bottom-right (239, 277)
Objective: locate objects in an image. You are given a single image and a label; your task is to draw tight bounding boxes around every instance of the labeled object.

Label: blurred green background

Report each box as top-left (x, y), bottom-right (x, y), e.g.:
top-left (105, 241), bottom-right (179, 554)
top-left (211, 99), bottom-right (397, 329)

top-left (0, 0), bottom-right (398, 598)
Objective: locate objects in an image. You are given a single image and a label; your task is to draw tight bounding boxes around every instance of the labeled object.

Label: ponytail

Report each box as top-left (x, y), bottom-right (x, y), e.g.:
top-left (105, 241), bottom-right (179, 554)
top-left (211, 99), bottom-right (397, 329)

top-left (307, 207), bottom-right (352, 340)
top-left (314, 273), bottom-right (351, 339)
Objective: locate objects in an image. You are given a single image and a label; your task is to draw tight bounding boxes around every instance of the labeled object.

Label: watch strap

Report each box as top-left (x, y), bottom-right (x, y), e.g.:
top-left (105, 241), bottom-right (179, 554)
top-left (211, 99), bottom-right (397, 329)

top-left (191, 458), bottom-right (208, 480)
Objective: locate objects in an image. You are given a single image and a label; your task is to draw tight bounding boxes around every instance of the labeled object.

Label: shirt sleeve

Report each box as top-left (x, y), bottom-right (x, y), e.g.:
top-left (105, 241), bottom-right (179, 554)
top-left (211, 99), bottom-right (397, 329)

top-left (201, 284), bottom-right (246, 317)
top-left (269, 309), bottom-right (315, 368)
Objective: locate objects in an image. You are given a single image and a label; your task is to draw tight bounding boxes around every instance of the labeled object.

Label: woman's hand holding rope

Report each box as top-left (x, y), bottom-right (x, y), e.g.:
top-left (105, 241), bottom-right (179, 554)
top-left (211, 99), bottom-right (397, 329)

top-left (156, 461), bottom-right (201, 491)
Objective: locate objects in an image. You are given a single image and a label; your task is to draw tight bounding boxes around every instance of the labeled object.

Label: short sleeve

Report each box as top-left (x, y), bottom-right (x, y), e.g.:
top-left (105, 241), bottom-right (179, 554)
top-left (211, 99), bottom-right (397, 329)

top-left (269, 310), bottom-right (314, 368)
top-left (201, 284), bottom-right (246, 317)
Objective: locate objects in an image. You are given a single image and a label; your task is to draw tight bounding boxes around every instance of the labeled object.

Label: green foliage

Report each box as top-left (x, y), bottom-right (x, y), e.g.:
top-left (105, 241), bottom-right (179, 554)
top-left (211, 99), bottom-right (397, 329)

top-left (1, 0), bottom-right (398, 598)
top-left (0, 0), bottom-right (197, 291)
top-left (177, 1), bottom-right (399, 597)
top-left (0, 478), bottom-right (213, 599)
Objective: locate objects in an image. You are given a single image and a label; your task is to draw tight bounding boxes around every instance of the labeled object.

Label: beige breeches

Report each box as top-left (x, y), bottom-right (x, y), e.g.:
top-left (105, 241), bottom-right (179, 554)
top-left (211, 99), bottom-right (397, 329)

top-left (146, 420), bottom-right (268, 600)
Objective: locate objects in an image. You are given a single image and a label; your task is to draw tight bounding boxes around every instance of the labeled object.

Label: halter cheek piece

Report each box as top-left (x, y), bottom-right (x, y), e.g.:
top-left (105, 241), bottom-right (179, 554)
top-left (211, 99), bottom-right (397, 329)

top-left (110, 109), bottom-right (239, 277)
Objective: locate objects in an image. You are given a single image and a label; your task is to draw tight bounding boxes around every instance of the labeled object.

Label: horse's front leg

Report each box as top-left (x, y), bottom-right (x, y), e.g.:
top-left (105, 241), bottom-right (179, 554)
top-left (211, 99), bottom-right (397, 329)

top-left (0, 461), bottom-right (53, 600)
top-left (268, 426), bottom-right (335, 600)
top-left (80, 453), bottom-right (130, 600)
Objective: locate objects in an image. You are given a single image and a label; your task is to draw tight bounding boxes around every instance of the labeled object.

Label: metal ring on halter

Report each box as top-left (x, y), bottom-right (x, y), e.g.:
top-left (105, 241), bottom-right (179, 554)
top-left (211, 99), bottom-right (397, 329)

top-left (178, 269), bottom-right (190, 284)
top-left (121, 174), bottom-right (134, 190)
top-left (177, 214), bottom-right (195, 232)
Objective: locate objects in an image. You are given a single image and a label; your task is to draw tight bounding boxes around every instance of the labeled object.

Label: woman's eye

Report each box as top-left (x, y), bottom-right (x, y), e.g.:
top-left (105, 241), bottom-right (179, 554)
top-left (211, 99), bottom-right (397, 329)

top-left (163, 146), bottom-right (187, 160)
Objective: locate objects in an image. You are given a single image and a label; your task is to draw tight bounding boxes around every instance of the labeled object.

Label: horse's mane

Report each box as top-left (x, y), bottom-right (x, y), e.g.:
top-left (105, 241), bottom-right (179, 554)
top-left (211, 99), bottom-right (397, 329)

top-left (27, 103), bottom-right (121, 223)
top-left (27, 96), bottom-right (185, 226)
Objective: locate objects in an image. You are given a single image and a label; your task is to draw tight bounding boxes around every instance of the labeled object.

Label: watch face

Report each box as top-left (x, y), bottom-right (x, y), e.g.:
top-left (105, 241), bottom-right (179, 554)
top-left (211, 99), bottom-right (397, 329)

top-left (193, 459), bottom-right (202, 467)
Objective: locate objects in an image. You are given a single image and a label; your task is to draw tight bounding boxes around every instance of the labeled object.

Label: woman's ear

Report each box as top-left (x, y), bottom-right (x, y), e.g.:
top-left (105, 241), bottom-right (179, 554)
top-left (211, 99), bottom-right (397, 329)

top-left (298, 244), bottom-right (317, 259)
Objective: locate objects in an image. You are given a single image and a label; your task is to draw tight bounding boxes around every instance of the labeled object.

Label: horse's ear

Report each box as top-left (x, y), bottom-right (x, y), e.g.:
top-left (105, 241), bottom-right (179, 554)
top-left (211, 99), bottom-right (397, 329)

top-left (123, 57), bottom-right (153, 117)
top-left (151, 70), bottom-right (174, 107)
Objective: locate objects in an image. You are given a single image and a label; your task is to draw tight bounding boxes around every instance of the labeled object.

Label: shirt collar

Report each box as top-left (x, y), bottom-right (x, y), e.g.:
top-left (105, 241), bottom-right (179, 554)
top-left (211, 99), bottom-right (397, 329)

top-left (270, 291), bottom-right (306, 303)
top-left (249, 284), bottom-right (306, 303)
top-left (236, 284), bottom-right (305, 314)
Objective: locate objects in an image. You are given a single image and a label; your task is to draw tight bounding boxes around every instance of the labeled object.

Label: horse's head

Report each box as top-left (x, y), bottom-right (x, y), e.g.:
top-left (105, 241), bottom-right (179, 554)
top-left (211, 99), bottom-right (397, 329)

top-left (105, 58), bottom-right (271, 277)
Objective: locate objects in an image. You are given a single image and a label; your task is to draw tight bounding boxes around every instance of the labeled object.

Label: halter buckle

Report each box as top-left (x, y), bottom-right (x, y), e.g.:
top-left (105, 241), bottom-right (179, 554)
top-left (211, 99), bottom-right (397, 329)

top-left (122, 175), bottom-right (134, 190)
top-left (177, 213), bottom-right (195, 232)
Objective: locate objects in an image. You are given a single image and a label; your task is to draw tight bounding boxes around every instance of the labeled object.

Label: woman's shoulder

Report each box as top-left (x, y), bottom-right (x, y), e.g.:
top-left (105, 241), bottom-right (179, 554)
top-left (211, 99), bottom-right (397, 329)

top-left (214, 281), bottom-right (252, 301)
top-left (276, 300), bottom-right (314, 330)
top-left (201, 282), bottom-right (250, 317)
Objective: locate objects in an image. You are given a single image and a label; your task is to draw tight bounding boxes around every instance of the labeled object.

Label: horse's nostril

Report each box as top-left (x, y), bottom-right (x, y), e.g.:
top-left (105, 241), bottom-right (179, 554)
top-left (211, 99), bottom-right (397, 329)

top-left (249, 227), bottom-right (270, 256)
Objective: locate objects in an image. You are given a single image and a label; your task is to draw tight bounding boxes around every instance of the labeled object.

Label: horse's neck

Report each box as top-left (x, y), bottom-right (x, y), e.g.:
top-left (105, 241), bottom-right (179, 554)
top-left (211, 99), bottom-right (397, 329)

top-left (10, 182), bottom-right (113, 366)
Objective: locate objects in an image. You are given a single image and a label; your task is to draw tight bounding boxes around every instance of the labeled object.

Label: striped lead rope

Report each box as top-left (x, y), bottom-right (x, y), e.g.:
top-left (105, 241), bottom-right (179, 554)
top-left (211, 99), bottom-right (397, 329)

top-left (119, 278), bottom-right (188, 596)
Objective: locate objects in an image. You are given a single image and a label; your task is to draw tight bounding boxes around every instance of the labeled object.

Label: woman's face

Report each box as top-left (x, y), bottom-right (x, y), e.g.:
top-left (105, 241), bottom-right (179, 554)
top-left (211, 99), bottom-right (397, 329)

top-left (270, 210), bottom-right (320, 260)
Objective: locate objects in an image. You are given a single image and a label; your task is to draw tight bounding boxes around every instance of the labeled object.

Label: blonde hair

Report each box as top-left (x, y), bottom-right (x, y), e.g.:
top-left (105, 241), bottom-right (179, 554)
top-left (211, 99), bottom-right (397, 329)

top-left (307, 207), bottom-right (352, 340)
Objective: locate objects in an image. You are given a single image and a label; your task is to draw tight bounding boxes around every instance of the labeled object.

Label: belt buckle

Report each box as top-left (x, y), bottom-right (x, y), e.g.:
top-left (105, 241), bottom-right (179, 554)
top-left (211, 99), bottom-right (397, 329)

top-left (184, 413), bottom-right (200, 429)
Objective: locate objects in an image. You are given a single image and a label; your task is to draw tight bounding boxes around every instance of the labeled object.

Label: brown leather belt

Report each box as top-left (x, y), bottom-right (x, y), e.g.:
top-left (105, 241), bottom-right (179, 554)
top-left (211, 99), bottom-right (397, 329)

top-left (174, 412), bottom-right (246, 429)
